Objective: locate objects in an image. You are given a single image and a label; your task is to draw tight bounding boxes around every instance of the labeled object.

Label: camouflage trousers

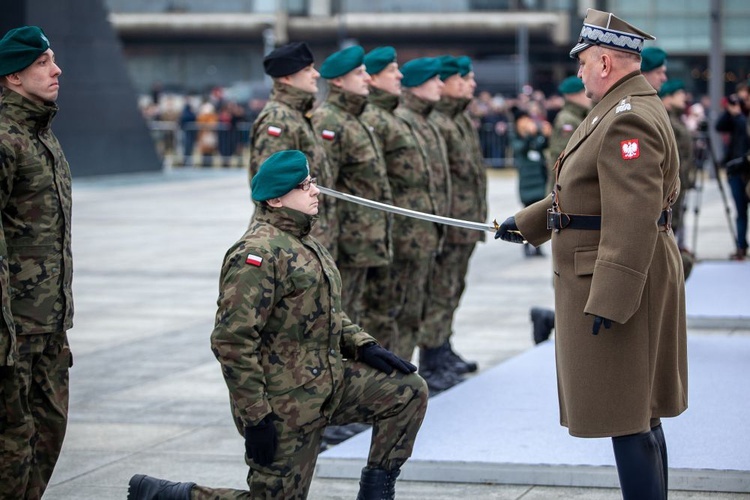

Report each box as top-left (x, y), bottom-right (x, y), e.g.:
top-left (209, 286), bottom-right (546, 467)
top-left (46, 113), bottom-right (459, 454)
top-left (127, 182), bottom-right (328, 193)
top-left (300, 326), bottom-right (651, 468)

top-left (190, 363), bottom-right (428, 500)
top-left (360, 257), bottom-right (431, 361)
top-left (0, 332), bottom-right (72, 500)
top-left (420, 243), bottom-right (477, 349)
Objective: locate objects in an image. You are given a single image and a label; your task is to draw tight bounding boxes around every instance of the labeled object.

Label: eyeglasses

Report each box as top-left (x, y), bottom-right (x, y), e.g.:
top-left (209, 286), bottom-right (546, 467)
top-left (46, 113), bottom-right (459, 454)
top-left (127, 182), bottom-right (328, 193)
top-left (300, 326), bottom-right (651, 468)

top-left (296, 177), bottom-right (317, 191)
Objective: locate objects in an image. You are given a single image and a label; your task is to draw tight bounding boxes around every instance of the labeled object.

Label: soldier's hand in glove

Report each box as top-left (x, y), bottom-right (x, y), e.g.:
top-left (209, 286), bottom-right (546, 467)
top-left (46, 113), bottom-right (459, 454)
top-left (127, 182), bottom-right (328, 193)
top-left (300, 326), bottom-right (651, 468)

top-left (592, 315), bottom-right (612, 335)
top-left (360, 343), bottom-right (417, 374)
top-left (494, 216), bottom-right (525, 243)
top-left (244, 414), bottom-right (278, 466)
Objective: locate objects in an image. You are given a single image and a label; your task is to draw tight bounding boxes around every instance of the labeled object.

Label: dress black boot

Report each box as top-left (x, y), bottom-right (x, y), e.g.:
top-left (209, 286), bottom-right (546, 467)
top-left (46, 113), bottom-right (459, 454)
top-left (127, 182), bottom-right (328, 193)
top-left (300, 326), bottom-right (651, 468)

top-left (128, 474), bottom-right (196, 500)
top-left (440, 340), bottom-right (478, 374)
top-left (356, 467), bottom-right (400, 500)
top-left (612, 431), bottom-right (666, 500)
top-left (418, 347), bottom-right (462, 394)
top-left (530, 307), bottom-right (555, 344)
top-left (651, 423), bottom-right (669, 497)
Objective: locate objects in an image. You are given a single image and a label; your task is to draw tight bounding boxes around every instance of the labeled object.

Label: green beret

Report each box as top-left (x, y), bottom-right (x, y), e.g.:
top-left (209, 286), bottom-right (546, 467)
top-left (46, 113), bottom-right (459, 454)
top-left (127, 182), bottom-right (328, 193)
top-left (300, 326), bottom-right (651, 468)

top-left (0, 26), bottom-right (50, 77)
top-left (401, 57), bottom-right (442, 88)
top-left (251, 150), bottom-right (310, 202)
top-left (456, 56), bottom-right (472, 77)
top-left (320, 45), bottom-right (365, 79)
top-left (438, 55), bottom-right (461, 81)
top-left (659, 79), bottom-right (685, 98)
top-left (364, 46), bottom-right (397, 75)
top-left (558, 76), bottom-right (584, 95)
top-left (641, 47), bottom-right (667, 72)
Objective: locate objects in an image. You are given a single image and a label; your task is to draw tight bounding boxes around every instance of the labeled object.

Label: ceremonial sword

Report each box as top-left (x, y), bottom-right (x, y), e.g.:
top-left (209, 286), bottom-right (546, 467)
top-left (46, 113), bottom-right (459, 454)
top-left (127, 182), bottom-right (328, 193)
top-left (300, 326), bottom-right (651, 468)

top-left (317, 185), bottom-right (500, 233)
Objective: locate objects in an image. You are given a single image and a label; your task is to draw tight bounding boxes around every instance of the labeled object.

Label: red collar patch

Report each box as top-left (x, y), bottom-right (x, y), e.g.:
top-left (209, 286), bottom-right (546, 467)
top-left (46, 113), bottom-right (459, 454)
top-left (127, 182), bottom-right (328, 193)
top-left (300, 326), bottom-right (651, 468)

top-left (620, 139), bottom-right (640, 160)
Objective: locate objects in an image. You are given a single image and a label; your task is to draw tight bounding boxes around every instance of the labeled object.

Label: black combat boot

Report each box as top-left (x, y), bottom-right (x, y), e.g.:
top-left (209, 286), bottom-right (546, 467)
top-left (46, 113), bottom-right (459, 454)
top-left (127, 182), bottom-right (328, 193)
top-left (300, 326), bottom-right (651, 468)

top-left (612, 431), bottom-right (666, 500)
top-left (127, 474), bottom-right (195, 500)
top-left (651, 423), bottom-right (669, 498)
top-left (356, 467), bottom-right (400, 500)
top-left (440, 340), bottom-right (478, 374)
top-left (530, 307), bottom-right (555, 344)
top-left (418, 347), bottom-right (462, 394)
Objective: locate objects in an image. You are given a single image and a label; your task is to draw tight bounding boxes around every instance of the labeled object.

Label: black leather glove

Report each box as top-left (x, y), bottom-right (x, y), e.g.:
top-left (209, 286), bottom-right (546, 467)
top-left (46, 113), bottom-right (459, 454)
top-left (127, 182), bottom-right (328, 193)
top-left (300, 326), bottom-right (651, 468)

top-left (725, 156), bottom-right (750, 176)
top-left (592, 315), bottom-right (612, 335)
top-left (244, 414), bottom-right (278, 466)
top-left (360, 343), bottom-right (417, 374)
top-left (494, 216), bottom-right (525, 243)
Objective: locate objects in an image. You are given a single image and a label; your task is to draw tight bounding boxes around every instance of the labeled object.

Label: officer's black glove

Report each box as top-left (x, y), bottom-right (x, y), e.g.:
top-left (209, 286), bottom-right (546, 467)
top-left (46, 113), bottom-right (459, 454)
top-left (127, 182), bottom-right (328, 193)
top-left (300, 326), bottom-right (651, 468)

top-left (592, 315), bottom-right (612, 335)
top-left (360, 343), bottom-right (417, 374)
top-left (244, 414), bottom-right (278, 466)
top-left (725, 156), bottom-right (750, 176)
top-left (494, 216), bottom-right (525, 243)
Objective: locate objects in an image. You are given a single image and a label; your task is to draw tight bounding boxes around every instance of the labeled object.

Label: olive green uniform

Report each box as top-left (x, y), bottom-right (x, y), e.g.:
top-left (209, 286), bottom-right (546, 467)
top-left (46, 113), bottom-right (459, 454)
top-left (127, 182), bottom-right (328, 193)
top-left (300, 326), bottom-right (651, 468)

top-left (197, 206), bottom-right (427, 499)
top-left (0, 87), bottom-right (74, 499)
top-left (248, 82), bottom-right (338, 256)
top-left (360, 87), bottom-right (441, 358)
top-left (546, 101), bottom-right (588, 192)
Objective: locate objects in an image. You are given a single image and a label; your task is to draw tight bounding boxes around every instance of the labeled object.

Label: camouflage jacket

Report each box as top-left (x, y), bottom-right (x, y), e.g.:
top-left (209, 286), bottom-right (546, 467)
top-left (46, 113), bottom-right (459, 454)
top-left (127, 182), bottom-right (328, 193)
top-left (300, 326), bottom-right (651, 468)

top-left (361, 88), bottom-right (440, 260)
top-left (396, 92), bottom-right (451, 227)
top-left (248, 82), bottom-right (337, 256)
top-left (210, 205), bottom-right (376, 431)
top-left (432, 97), bottom-right (488, 244)
top-left (547, 100), bottom-right (588, 169)
top-left (668, 108), bottom-right (696, 190)
top-left (0, 88), bottom-right (74, 366)
top-left (312, 86), bottom-right (392, 267)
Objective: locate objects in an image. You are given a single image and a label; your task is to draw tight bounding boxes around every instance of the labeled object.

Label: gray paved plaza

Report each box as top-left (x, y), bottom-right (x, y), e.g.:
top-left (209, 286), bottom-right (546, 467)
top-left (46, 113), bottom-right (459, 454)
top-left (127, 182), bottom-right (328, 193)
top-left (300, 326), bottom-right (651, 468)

top-left (43, 167), bottom-right (750, 499)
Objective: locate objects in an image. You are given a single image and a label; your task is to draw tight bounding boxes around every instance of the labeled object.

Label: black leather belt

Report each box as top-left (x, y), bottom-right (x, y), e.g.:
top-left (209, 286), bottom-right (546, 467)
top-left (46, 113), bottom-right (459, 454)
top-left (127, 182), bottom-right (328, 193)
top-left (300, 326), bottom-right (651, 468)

top-left (547, 209), bottom-right (672, 231)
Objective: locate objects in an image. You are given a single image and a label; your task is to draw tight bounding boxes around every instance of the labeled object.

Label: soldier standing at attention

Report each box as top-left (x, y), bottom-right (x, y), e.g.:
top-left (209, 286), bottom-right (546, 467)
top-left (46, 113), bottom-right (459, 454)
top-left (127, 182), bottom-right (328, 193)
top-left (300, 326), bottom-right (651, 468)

top-left (423, 55), bottom-right (484, 381)
top-left (248, 42), bottom-right (337, 257)
top-left (0, 26), bottom-right (74, 499)
top-left (359, 47), bottom-right (441, 362)
top-left (311, 45), bottom-right (393, 328)
top-left (546, 76), bottom-right (590, 192)
top-left (394, 57), bottom-right (456, 393)
top-left (640, 46), bottom-right (668, 93)
top-left (128, 150), bottom-right (427, 500)
top-left (495, 9), bottom-right (686, 500)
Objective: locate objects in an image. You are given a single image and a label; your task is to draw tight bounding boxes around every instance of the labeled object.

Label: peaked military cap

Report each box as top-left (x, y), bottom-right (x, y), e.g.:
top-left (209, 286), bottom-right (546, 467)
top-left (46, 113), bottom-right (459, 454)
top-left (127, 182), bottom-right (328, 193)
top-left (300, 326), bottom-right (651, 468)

top-left (364, 46), bottom-right (397, 75)
top-left (0, 26), bottom-right (51, 77)
top-left (456, 56), bottom-right (473, 77)
top-left (558, 76), bottom-right (585, 95)
top-left (438, 55), bottom-right (461, 81)
top-left (570, 9), bottom-right (655, 59)
top-left (251, 150), bottom-right (310, 202)
top-left (320, 45), bottom-right (365, 79)
top-left (659, 79), bottom-right (685, 98)
top-left (401, 57), bottom-right (442, 88)
top-left (263, 42), bottom-right (314, 78)
top-left (641, 47), bottom-right (668, 72)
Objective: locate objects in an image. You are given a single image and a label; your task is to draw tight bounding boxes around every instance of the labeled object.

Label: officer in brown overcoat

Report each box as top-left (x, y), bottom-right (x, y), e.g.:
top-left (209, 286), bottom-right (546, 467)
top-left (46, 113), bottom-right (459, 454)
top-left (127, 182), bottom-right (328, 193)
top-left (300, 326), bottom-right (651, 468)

top-left (495, 9), bottom-right (687, 500)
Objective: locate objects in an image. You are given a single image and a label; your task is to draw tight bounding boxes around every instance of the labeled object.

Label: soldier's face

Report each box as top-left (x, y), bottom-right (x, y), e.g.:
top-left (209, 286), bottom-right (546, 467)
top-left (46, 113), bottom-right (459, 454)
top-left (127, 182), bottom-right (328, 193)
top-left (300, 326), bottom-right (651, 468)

top-left (463, 71), bottom-right (477, 99)
top-left (411, 75), bottom-right (443, 102)
top-left (441, 74), bottom-right (464, 99)
top-left (275, 176), bottom-right (320, 215)
top-left (336, 65), bottom-right (371, 96)
top-left (644, 65), bottom-right (667, 92)
top-left (577, 48), bottom-right (605, 103)
top-left (282, 64), bottom-right (319, 94)
top-left (369, 62), bottom-right (402, 96)
top-left (7, 49), bottom-right (62, 104)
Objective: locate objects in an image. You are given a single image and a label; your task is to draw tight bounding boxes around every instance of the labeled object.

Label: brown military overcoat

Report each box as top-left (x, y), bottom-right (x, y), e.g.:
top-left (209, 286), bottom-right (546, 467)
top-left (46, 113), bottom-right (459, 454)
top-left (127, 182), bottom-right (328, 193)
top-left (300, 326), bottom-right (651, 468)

top-left (515, 73), bottom-right (688, 438)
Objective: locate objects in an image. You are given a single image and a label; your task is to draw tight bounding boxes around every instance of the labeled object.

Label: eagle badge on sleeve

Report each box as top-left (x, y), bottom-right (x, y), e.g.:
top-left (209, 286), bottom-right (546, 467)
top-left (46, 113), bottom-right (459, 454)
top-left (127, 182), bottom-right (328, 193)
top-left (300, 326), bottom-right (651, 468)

top-left (621, 139), bottom-right (640, 160)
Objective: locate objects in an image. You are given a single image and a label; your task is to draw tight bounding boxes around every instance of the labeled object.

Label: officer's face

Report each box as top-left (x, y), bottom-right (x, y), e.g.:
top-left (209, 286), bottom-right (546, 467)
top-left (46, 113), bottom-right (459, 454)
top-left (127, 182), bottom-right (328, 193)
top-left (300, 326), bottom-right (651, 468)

top-left (577, 48), bottom-right (605, 103)
top-left (275, 176), bottom-right (320, 216)
top-left (336, 65), bottom-right (371, 96)
top-left (283, 64), bottom-right (319, 94)
top-left (7, 49), bottom-right (62, 104)
top-left (644, 65), bottom-right (667, 92)
top-left (441, 74), bottom-right (464, 99)
top-left (369, 62), bottom-right (402, 96)
top-left (411, 75), bottom-right (443, 102)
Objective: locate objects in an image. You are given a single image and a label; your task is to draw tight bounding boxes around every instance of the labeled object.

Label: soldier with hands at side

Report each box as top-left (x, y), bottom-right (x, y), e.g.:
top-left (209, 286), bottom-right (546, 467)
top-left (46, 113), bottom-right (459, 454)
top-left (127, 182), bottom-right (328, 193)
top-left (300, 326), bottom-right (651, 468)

top-left (496, 9), bottom-right (687, 500)
top-left (128, 150), bottom-right (427, 500)
top-left (0, 26), bottom-right (74, 500)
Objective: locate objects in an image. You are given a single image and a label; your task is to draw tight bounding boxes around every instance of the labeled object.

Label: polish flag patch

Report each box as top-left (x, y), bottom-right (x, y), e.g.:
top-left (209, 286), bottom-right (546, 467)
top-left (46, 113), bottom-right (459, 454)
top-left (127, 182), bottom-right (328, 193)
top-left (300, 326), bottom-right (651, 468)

top-left (246, 253), bottom-right (263, 267)
top-left (267, 125), bottom-right (282, 137)
top-left (620, 139), bottom-right (640, 160)
top-left (321, 129), bottom-right (335, 141)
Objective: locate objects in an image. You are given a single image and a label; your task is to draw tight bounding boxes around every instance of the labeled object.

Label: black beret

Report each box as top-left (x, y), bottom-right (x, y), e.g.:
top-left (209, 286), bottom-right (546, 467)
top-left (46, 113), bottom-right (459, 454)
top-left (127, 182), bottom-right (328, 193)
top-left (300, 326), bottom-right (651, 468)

top-left (263, 42), bottom-right (314, 78)
top-left (0, 26), bottom-right (50, 77)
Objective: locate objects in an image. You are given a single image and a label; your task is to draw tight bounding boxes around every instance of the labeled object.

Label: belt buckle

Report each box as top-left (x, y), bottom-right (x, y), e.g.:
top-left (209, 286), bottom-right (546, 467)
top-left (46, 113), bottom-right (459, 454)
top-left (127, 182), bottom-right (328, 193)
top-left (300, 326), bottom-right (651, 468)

top-left (547, 209), bottom-right (570, 232)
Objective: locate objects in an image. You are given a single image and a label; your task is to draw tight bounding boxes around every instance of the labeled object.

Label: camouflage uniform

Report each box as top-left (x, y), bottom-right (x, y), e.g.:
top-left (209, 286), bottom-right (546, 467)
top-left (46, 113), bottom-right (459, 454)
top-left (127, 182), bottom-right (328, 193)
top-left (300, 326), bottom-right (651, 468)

top-left (248, 82), bottom-right (337, 257)
top-left (201, 205), bottom-right (427, 499)
top-left (360, 87), bottom-right (440, 359)
top-left (421, 97), bottom-right (487, 350)
top-left (667, 108), bottom-right (695, 239)
top-left (311, 86), bottom-right (393, 324)
top-left (0, 87), bottom-right (74, 499)
top-left (546, 100), bottom-right (588, 192)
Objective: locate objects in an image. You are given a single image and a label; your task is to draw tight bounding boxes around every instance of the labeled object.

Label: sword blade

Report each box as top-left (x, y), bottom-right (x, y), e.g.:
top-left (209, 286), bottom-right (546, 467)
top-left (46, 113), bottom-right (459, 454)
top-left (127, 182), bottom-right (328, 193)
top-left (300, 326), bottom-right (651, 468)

top-left (317, 185), bottom-right (495, 233)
